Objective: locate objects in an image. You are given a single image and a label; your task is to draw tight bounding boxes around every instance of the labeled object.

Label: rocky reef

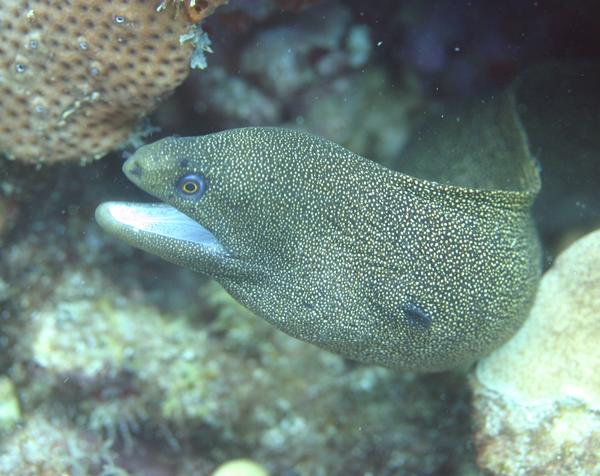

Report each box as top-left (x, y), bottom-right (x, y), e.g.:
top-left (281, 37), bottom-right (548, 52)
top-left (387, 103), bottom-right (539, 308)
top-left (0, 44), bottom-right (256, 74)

top-left (1, 1), bottom-right (600, 475)
top-left (472, 229), bottom-right (600, 476)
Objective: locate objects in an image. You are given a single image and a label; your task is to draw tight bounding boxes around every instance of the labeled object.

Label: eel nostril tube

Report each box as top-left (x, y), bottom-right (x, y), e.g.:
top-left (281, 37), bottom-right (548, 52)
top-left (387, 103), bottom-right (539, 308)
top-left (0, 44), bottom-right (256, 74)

top-left (127, 161), bottom-right (144, 178)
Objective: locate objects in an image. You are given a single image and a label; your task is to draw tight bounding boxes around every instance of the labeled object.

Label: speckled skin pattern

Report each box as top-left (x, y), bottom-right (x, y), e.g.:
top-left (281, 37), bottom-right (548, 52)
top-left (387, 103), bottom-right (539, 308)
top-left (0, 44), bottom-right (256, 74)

top-left (98, 126), bottom-right (542, 372)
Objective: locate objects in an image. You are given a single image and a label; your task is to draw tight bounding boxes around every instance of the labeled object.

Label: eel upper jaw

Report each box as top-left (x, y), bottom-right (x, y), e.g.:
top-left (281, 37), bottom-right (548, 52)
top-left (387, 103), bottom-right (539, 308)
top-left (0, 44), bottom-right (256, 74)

top-left (95, 201), bottom-right (228, 257)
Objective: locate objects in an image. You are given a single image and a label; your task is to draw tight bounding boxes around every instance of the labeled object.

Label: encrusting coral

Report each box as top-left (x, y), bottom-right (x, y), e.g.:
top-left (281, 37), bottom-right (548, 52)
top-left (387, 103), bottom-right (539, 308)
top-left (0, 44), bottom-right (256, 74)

top-left (0, 0), bottom-right (226, 165)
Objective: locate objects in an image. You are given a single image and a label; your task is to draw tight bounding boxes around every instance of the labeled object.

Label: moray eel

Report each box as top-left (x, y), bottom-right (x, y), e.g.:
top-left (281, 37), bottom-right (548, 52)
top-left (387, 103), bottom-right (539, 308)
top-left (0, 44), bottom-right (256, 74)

top-left (96, 91), bottom-right (542, 372)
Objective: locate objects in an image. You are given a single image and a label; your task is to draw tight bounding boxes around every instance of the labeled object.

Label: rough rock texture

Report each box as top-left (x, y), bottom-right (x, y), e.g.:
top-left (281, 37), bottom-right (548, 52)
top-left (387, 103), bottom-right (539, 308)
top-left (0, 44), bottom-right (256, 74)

top-left (0, 0), bottom-right (224, 164)
top-left (0, 376), bottom-right (20, 431)
top-left (239, 2), bottom-right (370, 98)
top-left (20, 269), bottom-right (475, 475)
top-left (294, 67), bottom-right (421, 170)
top-left (0, 415), bottom-right (124, 476)
top-left (191, 1), bottom-right (421, 167)
top-left (471, 229), bottom-right (600, 476)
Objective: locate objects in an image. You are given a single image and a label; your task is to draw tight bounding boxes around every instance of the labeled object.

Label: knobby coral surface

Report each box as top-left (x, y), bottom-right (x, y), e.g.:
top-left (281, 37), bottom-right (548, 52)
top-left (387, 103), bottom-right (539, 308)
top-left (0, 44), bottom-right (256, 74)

top-left (471, 228), bottom-right (600, 476)
top-left (0, 0), bottom-right (223, 164)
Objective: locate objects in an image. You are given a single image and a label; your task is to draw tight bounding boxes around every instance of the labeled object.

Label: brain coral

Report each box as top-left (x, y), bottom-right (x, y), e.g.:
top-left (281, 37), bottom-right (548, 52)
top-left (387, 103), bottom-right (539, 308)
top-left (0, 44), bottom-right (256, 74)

top-left (0, 0), bottom-right (225, 164)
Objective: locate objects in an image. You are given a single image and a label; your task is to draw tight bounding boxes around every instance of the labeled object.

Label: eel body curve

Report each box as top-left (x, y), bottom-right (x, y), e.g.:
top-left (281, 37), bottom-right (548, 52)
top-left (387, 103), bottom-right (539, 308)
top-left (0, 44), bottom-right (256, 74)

top-left (96, 92), bottom-right (541, 372)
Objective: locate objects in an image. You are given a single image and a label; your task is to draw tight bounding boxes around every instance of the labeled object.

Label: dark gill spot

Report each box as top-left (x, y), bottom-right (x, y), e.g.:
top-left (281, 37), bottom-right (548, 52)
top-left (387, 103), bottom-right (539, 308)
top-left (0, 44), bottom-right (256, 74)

top-left (403, 301), bottom-right (433, 330)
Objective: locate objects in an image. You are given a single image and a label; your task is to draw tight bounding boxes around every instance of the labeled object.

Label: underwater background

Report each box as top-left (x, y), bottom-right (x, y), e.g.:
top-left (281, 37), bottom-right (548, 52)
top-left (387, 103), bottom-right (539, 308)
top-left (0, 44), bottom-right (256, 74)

top-left (1, 1), bottom-right (599, 475)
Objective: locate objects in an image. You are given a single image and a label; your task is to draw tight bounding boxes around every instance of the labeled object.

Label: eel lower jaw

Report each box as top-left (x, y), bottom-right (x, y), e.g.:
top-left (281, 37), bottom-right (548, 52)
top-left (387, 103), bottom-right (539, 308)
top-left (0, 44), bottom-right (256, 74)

top-left (95, 201), bottom-right (227, 256)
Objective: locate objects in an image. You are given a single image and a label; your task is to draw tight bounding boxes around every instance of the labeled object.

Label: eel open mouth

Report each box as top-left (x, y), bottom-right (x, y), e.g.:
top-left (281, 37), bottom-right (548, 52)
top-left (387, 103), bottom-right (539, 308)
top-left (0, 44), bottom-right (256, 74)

top-left (95, 201), bottom-right (226, 254)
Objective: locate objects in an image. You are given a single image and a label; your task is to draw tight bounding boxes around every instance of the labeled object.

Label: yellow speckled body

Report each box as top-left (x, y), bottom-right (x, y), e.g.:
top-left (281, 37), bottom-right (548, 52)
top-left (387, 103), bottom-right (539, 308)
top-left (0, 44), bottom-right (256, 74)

top-left (97, 92), bottom-right (541, 372)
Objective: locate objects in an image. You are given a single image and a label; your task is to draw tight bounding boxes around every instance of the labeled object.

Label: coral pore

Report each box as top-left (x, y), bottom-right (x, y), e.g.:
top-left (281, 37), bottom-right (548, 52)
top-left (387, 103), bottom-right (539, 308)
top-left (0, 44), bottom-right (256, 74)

top-left (0, 1), bottom-right (222, 164)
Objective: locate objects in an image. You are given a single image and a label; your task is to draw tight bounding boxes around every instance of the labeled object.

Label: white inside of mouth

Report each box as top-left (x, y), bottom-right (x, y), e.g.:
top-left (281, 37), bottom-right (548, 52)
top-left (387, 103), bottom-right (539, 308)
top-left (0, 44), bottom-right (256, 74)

top-left (107, 202), bottom-right (225, 253)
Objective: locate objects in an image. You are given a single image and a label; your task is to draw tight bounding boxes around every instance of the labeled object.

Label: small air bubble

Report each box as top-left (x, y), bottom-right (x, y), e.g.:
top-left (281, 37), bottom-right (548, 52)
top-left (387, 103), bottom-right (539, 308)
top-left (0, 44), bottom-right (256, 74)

top-left (29, 39), bottom-right (38, 49)
top-left (114, 15), bottom-right (126, 24)
top-left (79, 41), bottom-right (89, 50)
top-left (15, 63), bottom-right (26, 73)
top-left (90, 66), bottom-right (100, 76)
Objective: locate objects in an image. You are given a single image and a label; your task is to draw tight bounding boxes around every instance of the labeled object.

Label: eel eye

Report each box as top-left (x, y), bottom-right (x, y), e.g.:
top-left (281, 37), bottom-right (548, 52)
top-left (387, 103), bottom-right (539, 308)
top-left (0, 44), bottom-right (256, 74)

top-left (176, 173), bottom-right (207, 199)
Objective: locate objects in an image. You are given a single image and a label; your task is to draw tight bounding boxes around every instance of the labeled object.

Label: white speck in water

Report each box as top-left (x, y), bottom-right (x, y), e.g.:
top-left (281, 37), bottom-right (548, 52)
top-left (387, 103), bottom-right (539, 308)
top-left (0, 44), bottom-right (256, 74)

top-left (182, 349), bottom-right (196, 361)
